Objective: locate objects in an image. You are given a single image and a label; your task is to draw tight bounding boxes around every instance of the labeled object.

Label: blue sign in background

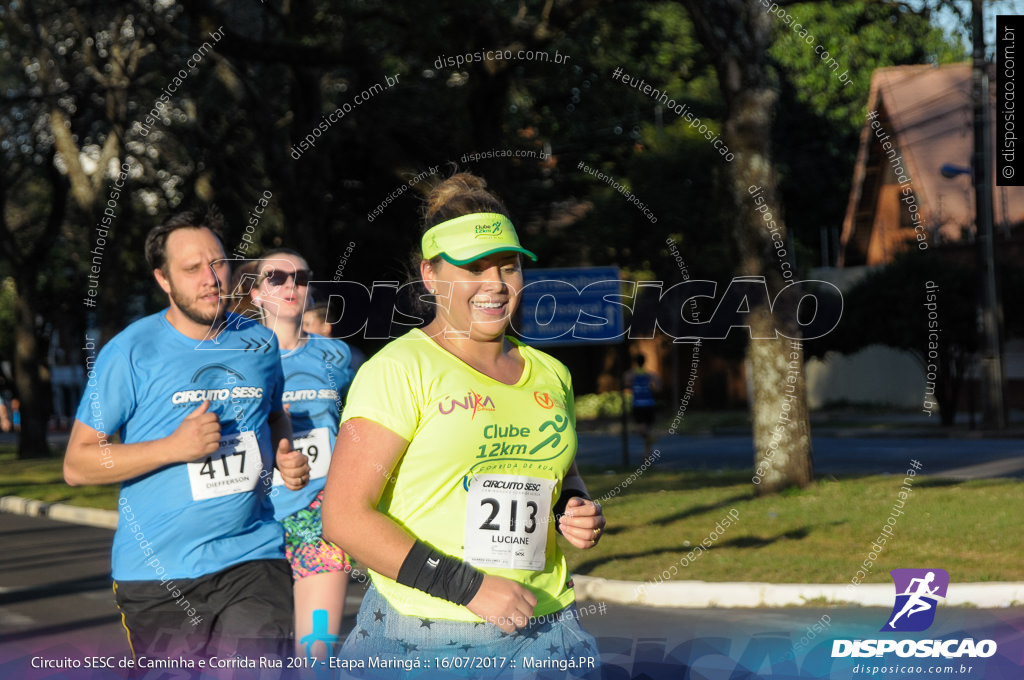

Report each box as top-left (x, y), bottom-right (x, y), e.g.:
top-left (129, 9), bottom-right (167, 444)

top-left (516, 266), bottom-right (625, 346)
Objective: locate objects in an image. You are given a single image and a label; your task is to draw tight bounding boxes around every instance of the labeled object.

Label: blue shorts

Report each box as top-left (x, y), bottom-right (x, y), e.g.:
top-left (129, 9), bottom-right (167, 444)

top-left (339, 585), bottom-right (600, 679)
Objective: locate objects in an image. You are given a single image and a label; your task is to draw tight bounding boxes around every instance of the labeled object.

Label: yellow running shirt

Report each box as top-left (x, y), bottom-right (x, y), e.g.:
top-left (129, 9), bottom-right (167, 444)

top-left (341, 328), bottom-right (579, 621)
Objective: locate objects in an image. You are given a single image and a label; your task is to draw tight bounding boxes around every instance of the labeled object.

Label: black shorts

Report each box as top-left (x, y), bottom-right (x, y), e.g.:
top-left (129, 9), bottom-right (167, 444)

top-left (113, 558), bottom-right (293, 662)
top-left (633, 406), bottom-right (656, 425)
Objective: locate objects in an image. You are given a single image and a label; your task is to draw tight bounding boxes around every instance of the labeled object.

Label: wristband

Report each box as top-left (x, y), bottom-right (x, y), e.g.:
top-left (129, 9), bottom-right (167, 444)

top-left (553, 487), bottom-right (590, 535)
top-left (396, 540), bottom-right (484, 606)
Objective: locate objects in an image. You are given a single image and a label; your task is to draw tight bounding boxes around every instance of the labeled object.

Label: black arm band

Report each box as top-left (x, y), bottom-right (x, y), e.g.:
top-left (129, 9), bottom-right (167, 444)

top-left (553, 487), bottom-right (591, 535)
top-left (396, 540), bottom-right (484, 606)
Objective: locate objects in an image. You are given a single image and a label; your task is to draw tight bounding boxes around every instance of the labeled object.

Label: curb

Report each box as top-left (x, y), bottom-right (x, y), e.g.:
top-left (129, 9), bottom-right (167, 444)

top-left (3, 497), bottom-right (1022, 609)
top-left (0, 495), bottom-right (118, 530)
top-left (572, 575), bottom-right (1024, 609)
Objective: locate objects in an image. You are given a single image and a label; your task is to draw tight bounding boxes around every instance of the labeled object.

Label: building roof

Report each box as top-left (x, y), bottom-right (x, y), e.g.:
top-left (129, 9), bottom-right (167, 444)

top-left (840, 63), bottom-right (1024, 266)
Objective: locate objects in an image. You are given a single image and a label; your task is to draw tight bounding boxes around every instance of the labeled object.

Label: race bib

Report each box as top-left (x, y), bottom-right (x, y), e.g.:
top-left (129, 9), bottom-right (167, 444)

top-left (187, 431), bottom-right (262, 501)
top-left (272, 427), bottom-right (331, 486)
top-left (464, 474), bottom-right (555, 571)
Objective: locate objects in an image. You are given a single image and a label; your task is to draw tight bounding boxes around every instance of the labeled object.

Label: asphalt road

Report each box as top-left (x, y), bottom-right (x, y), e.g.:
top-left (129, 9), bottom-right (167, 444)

top-left (578, 432), bottom-right (1024, 479)
top-left (10, 428), bottom-right (1024, 480)
top-left (2, 429), bottom-right (1022, 678)
top-left (2, 513), bottom-right (1023, 679)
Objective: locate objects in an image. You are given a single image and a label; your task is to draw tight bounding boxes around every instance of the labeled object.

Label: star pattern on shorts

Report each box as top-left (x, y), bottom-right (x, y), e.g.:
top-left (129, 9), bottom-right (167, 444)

top-left (419, 618), bottom-right (433, 629)
top-left (547, 644), bottom-right (559, 655)
top-left (399, 640), bottom-right (419, 653)
top-left (374, 608), bottom-right (385, 622)
top-left (358, 628), bottom-right (370, 638)
top-left (460, 644), bottom-right (473, 653)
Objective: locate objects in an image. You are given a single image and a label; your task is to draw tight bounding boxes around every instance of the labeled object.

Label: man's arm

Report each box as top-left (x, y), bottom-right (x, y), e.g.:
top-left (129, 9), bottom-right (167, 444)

top-left (64, 401), bottom-right (221, 486)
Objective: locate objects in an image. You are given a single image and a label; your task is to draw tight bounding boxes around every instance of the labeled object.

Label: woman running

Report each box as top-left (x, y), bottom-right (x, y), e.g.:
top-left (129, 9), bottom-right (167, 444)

top-left (323, 172), bottom-right (604, 676)
top-left (249, 248), bottom-right (355, 659)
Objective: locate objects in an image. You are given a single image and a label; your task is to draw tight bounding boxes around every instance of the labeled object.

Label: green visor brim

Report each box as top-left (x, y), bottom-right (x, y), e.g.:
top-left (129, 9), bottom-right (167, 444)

top-left (439, 247), bottom-right (538, 266)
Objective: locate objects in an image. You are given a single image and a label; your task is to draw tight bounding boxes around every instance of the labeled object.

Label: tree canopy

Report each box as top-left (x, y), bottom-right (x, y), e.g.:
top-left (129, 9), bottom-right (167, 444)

top-left (0, 0), bottom-right (968, 459)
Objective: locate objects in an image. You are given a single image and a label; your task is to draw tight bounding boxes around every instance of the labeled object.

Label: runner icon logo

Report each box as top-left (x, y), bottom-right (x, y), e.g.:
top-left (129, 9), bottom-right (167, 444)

top-left (882, 568), bottom-right (949, 632)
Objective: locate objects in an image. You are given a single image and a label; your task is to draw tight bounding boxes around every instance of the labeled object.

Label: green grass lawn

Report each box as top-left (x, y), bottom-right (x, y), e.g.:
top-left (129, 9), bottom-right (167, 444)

top-left (0, 447), bottom-right (119, 509)
top-left (560, 466), bottom-right (1023, 584)
top-left (3, 448), bottom-right (1020, 584)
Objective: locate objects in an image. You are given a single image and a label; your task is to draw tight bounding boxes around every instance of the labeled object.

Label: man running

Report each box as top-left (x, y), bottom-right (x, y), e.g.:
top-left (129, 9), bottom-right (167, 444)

top-left (64, 208), bottom-right (309, 661)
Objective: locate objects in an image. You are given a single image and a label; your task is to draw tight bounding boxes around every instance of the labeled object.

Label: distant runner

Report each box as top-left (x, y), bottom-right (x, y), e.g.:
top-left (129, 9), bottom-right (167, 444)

top-left (625, 354), bottom-right (661, 464)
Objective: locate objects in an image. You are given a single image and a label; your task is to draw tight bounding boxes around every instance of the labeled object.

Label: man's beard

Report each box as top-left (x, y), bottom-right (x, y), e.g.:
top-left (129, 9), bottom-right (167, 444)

top-left (169, 282), bottom-right (226, 328)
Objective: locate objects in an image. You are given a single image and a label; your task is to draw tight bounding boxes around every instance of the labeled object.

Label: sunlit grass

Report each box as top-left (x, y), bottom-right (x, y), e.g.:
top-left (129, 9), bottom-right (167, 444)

top-left (562, 466), bottom-right (1022, 583)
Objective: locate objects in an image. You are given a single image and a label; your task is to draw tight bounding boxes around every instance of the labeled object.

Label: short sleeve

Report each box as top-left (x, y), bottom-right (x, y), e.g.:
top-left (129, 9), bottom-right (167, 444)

top-left (256, 330), bottom-right (283, 414)
top-left (269, 355), bottom-right (285, 414)
top-left (342, 354), bottom-right (356, 390)
top-left (340, 354), bottom-right (421, 442)
top-left (564, 367), bottom-right (577, 429)
top-left (335, 339), bottom-right (356, 391)
top-left (75, 342), bottom-right (136, 436)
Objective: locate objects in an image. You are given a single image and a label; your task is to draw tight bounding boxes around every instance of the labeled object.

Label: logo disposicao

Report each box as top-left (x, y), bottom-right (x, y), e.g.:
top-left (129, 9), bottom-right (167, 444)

top-left (832, 568), bottom-right (998, 660)
top-left (882, 568), bottom-right (948, 632)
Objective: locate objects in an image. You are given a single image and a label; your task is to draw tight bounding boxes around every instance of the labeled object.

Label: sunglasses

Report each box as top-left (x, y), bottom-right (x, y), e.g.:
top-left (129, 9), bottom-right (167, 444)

top-left (261, 269), bottom-right (313, 286)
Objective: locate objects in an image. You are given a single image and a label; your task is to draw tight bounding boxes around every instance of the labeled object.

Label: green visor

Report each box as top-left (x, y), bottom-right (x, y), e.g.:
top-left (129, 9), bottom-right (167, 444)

top-left (421, 213), bottom-right (538, 265)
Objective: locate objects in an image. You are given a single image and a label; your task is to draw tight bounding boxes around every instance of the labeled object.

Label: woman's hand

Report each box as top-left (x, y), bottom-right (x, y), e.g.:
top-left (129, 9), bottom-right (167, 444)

top-left (465, 574), bottom-right (538, 633)
top-left (558, 497), bottom-right (606, 550)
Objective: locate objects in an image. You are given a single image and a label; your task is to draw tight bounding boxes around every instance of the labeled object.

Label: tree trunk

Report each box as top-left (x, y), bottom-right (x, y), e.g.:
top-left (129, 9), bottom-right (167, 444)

top-left (0, 148), bottom-right (67, 459)
top-left (13, 279), bottom-right (52, 460)
top-left (683, 0), bottom-right (813, 493)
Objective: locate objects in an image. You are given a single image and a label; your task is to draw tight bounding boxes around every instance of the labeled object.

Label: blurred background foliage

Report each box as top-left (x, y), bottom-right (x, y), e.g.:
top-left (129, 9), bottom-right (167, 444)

top-left (0, 0), bottom-right (963, 456)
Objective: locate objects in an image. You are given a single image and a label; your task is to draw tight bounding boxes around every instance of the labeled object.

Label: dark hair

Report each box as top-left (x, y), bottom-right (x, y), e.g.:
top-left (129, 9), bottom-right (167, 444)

top-left (226, 258), bottom-right (263, 320)
top-left (144, 206), bottom-right (226, 271)
top-left (420, 172), bottom-right (511, 232)
top-left (257, 247), bottom-right (306, 271)
top-left (254, 247), bottom-right (308, 283)
top-left (404, 172), bottom-right (512, 322)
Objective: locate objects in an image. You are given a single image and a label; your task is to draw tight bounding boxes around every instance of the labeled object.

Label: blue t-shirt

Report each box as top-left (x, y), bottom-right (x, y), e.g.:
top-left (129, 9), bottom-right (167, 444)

top-left (631, 372), bottom-right (656, 408)
top-left (271, 335), bottom-right (354, 519)
top-left (75, 311), bottom-right (286, 581)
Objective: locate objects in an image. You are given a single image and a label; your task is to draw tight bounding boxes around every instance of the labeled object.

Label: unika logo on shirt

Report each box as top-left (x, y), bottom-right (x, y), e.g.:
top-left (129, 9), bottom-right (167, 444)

top-left (882, 568), bottom-right (949, 632)
top-left (438, 390), bottom-right (496, 418)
